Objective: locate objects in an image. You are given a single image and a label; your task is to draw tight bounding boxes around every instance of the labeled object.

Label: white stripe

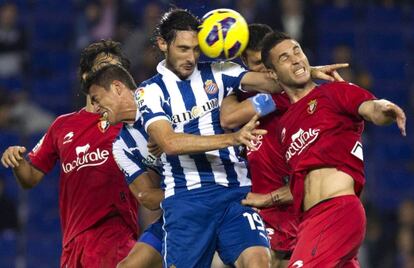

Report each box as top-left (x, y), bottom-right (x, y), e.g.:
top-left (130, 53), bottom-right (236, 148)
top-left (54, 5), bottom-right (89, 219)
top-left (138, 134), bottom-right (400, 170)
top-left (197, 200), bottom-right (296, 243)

top-left (112, 138), bottom-right (143, 178)
top-left (161, 203), bottom-right (168, 267)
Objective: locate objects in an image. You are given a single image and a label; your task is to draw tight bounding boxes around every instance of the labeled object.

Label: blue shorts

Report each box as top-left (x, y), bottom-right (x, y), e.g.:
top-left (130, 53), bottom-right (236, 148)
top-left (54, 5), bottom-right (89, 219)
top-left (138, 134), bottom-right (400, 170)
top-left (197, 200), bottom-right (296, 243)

top-left (161, 185), bottom-right (270, 268)
top-left (138, 217), bottom-right (163, 254)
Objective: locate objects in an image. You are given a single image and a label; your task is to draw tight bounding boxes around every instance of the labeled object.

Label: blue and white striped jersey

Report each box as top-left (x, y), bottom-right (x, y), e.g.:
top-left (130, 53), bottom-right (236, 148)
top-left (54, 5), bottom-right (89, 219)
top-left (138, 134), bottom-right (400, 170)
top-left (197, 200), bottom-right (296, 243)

top-left (112, 117), bottom-right (161, 185)
top-left (136, 60), bottom-right (251, 198)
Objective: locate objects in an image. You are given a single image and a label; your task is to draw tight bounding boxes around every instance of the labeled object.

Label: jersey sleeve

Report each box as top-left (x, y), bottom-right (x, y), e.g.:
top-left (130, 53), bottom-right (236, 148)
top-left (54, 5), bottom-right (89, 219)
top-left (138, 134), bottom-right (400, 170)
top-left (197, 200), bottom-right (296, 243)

top-left (213, 61), bottom-right (248, 97)
top-left (135, 84), bottom-right (170, 132)
top-left (112, 135), bottom-right (148, 185)
top-left (28, 120), bottom-right (59, 174)
top-left (326, 82), bottom-right (377, 118)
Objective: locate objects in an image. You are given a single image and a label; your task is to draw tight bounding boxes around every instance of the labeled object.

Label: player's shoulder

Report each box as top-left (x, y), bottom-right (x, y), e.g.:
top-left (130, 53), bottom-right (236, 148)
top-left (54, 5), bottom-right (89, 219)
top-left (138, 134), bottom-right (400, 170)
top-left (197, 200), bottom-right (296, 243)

top-left (49, 110), bottom-right (82, 129)
top-left (318, 81), bottom-right (362, 91)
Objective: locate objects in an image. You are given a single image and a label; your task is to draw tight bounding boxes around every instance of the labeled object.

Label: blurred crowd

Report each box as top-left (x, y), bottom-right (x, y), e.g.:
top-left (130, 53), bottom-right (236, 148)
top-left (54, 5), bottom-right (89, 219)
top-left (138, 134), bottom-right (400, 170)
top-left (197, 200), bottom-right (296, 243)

top-left (0, 0), bottom-right (413, 267)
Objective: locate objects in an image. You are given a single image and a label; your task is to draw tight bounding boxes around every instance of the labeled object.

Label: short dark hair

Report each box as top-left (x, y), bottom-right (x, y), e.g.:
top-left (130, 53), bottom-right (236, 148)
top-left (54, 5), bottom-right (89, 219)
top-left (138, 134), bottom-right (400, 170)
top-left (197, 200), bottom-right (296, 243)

top-left (261, 31), bottom-right (292, 69)
top-left (244, 23), bottom-right (273, 53)
top-left (79, 40), bottom-right (130, 88)
top-left (155, 8), bottom-right (200, 45)
top-left (83, 64), bottom-right (137, 94)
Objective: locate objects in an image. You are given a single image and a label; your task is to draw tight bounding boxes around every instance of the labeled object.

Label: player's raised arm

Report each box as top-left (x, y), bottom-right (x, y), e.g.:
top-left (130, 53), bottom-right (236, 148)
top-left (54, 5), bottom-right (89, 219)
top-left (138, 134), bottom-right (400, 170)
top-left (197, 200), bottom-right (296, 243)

top-left (358, 99), bottom-right (406, 136)
top-left (1, 146), bottom-right (45, 188)
top-left (147, 114), bottom-right (267, 155)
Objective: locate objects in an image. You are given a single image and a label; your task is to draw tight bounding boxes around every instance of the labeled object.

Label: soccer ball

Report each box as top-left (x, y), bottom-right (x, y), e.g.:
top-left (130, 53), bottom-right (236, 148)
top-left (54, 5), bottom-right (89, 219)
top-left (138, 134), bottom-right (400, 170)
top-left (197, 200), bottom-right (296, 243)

top-left (198, 8), bottom-right (249, 60)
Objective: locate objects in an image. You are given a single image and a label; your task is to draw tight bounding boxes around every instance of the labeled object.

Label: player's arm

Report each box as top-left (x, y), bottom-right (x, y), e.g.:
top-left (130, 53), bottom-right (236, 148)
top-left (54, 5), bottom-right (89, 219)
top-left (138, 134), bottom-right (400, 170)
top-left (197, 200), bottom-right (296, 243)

top-left (1, 146), bottom-right (45, 188)
top-left (241, 185), bottom-right (293, 209)
top-left (241, 63), bottom-right (348, 93)
top-left (220, 93), bottom-right (276, 129)
top-left (147, 115), bottom-right (266, 155)
top-left (128, 169), bottom-right (164, 211)
top-left (358, 99), bottom-right (406, 136)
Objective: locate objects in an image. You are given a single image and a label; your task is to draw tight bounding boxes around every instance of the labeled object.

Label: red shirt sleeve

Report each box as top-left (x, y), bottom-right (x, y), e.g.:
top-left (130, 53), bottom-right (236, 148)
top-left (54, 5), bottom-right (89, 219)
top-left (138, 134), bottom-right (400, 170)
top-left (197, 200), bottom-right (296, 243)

top-left (324, 82), bottom-right (377, 118)
top-left (28, 119), bottom-right (60, 174)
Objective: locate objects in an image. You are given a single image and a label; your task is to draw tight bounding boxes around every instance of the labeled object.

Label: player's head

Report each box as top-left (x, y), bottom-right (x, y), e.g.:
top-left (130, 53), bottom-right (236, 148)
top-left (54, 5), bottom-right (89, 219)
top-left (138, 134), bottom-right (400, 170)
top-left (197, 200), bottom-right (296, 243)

top-left (85, 64), bottom-right (137, 125)
top-left (155, 8), bottom-right (201, 80)
top-left (261, 30), bottom-right (311, 89)
top-left (79, 39), bottom-right (130, 92)
top-left (241, 23), bottom-right (272, 72)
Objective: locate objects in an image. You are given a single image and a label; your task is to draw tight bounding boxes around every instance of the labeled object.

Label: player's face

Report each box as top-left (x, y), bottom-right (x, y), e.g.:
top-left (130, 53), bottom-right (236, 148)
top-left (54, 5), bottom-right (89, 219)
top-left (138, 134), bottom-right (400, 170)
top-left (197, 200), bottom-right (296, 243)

top-left (89, 84), bottom-right (122, 125)
top-left (165, 30), bottom-right (200, 80)
top-left (269, 39), bottom-right (311, 88)
top-left (242, 49), bottom-right (266, 72)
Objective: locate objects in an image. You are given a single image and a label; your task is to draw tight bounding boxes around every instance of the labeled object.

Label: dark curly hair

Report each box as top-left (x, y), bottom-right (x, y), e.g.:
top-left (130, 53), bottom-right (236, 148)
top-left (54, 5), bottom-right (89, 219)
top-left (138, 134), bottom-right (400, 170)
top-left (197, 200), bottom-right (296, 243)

top-left (78, 39), bottom-right (130, 91)
top-left (154, 8), bottom-right (200, 45)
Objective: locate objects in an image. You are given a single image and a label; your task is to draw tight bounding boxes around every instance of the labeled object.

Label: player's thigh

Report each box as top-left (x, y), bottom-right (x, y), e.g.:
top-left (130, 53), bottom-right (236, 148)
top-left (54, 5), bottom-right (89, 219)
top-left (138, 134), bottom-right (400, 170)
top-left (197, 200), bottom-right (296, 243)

top-left (270, 249), bottom-right (289, 268)
top-left (162, 196), bottom-right (217, 268)
top-left (217, 202), bottom-right (270, 266)
top-left (117, 242), bottom-right (162, 268)
top-left (288, 196), bottom-right (365, 267)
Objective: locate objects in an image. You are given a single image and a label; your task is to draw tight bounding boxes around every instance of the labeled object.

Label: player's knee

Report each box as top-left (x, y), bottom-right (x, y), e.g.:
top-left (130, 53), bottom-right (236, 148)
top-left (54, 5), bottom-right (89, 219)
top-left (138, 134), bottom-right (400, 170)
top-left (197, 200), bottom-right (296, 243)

top-left (236, 246), bottom-right (271, 268)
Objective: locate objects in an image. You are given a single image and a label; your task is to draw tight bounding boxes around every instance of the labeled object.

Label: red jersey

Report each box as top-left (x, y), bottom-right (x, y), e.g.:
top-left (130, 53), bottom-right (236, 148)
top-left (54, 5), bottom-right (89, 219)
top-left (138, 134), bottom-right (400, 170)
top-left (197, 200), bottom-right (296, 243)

top-left (247, 93), bottom-right (290, 194)
top-left (28, 109), bottom-right (138, 246)
top-left (240, 92), bottom-right (299, 252)
top-left (278, 82), bottom-right (376, 211)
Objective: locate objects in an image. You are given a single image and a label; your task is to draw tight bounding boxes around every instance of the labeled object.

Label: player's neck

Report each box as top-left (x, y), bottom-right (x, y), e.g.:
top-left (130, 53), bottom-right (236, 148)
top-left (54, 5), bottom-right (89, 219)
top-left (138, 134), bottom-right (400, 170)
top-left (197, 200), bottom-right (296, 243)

top-left (119, 95), bottom-right (138, 124)
top-left (284, 81), bottom-right (317, 103)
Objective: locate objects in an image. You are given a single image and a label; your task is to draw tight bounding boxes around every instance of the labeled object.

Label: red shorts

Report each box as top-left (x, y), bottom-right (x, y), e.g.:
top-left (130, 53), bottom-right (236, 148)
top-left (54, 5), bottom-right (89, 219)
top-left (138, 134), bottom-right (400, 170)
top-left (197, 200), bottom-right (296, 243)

top-left (260, 205), bottom-right (298, 254)
top-left (61, 215), bottom-right (136, 268)
top-left (288, 195), bottom-right (366, 268)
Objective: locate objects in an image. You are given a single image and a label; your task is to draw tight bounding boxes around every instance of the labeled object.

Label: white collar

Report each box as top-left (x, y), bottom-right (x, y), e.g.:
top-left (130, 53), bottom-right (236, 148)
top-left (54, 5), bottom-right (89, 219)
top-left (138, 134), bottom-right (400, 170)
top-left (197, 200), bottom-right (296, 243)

top-left (156, 59), bottom-right (199, 82)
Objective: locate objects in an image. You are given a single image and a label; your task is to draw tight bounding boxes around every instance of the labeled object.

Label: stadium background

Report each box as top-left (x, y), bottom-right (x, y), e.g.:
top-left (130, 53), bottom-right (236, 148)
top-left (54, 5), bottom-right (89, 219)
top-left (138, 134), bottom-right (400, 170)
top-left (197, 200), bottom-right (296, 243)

top-left (0, 0), bottom-right (412, 267)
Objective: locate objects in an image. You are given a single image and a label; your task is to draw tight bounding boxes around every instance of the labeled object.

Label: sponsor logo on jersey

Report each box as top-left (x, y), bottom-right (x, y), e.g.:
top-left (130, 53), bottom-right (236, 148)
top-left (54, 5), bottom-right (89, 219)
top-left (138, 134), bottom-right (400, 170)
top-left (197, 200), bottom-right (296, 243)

top-left (97, 120), bottom-right (110, 133)
top-left (170, 98), bottom-right (219, 125)
top-left (281, 128), bottom-right (286, 143)
top-left (63, 132), bottom-right (74, 144)
top-left (351, 141), bottom-right (364, 161)
top-left (204, 79), bottom-right (218, 94)
top-left (292, 260), bottom-right (304, 268)
top-left (286, 128), bottom-right (320, 161)
top-left (62, 143), bottom-right (110, 173)
top-left (307, 99), bottom-right (317, 114)
top-left (134, 87), bottom-right (145, 108)
top-left (32, 135), bottom-right (45, 153)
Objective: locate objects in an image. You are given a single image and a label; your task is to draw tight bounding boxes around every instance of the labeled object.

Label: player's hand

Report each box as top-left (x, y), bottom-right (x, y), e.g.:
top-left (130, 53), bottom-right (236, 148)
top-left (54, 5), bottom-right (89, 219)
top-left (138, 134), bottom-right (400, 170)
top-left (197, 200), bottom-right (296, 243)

top-left (241, 192), bottom-right (272, 209)
top-left (379, 100), bottom-right (407, 136)
top-left (234, 114), bottom-right (267, 151)
top-left (147, 137), bottom-right (163, 157)
top-left (311, 63), bottom-right (349, 82)
top-left (1, 146), bottom-right (27, 168)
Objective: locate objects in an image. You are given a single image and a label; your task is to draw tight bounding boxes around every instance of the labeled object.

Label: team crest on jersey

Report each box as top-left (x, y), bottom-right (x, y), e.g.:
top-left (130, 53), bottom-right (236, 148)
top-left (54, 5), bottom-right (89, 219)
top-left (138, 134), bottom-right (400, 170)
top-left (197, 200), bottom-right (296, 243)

top-left (204, 80), bottom-right (218, 94)
top-left (307, 99), bottom-right (317, 114)
top-left (97, 119), bottom-right (110, 132)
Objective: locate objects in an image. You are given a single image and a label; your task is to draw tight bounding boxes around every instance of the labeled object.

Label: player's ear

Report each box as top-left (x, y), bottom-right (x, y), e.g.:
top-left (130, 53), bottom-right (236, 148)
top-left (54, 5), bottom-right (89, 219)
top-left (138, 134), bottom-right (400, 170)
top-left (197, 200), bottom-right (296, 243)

top-left (268, 70), bottom-right (278, 81)
top-left (110, 80), bottom-right (123, 95)
top-left (157, 37), bottom-right (168, 53)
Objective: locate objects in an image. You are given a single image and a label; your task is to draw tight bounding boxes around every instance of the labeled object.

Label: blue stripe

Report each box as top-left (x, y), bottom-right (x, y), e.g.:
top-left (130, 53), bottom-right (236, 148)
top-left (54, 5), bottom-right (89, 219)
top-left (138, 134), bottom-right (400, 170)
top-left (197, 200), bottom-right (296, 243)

top-left (222, 70), bottom-right (248, 97)
top-left (154, 75), bottom-right (173, 118)
top-left (178, 79), bottom-right (214, 187)
top-left (133, 120), bottom-right (148, 140)
top-left (200, 63), bottom-right (239, 186)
